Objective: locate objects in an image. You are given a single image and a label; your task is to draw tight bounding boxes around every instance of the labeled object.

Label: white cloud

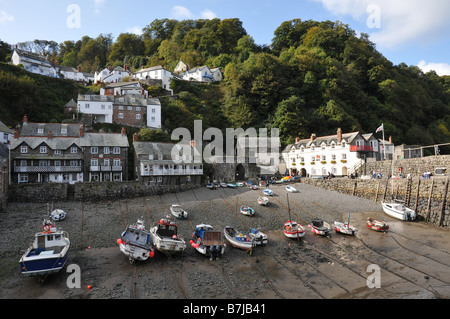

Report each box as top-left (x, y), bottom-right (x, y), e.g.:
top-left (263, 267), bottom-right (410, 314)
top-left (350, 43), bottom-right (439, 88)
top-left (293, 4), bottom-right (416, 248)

top-left (417, 60), bottom-right (450, 76)
top-left (171, 6), bottom-right (193, 19)
top-left (0, 10), bottom-right (14, 24)
top-left (201, 9), bottom-right (217, 20)
top-left (313, 0), bottom-right (450, 49)
top-left (94, 0), bottom-right (105, 15)
top-left (126, 26), bottom-right (143, 36)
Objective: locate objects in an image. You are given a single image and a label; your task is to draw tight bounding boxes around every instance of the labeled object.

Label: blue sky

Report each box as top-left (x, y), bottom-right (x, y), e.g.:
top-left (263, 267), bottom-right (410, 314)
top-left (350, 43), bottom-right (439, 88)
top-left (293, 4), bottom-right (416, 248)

top-left (1, 0), bottom-right (449, 75)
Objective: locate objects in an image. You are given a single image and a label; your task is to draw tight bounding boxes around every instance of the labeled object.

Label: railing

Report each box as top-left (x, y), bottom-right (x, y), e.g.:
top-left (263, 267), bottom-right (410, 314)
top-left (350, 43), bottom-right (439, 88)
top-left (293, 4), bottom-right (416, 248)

top-left (14, 166), bottom-right (82, 173)
top-left (91, 165), bottom-right (122, 172)
top-left (350, 146), bottom-right (373, 152)
top-left (141, 169), bottom-right (203, 176)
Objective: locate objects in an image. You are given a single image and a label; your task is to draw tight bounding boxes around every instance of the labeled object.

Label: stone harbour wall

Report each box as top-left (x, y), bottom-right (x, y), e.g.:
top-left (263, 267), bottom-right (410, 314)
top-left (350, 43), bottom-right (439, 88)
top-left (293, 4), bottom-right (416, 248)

top-left (301, 176), bottom-right (450, 228)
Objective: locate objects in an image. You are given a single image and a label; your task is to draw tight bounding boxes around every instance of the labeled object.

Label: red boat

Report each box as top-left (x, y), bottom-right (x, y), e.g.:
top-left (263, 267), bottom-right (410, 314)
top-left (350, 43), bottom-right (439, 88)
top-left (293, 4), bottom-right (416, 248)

top-left (366, 218), bottom-right (389, 232)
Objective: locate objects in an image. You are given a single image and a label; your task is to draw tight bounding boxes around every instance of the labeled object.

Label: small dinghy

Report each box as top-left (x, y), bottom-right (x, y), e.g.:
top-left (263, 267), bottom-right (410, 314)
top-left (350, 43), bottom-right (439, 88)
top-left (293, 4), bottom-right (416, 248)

top-left (19, 219), bottom-right (70, 276)
top-left (190, 224), bottom-right (225, 259)
top-left (50, 209), bottom-right (66, 221)
top-left (308, 218), bottom-right (332, 236)
top-left (366, 218), bottom-right (389, 232)
top-left (220, 182), bottom-right (228, 188)
top-left (248, 228), bottom-right (268, 245)
top-left (382, 201), bottom-right (416, 221)
top-left (251, 185), bottom-right (258, 190)
top-left (257, 196), bottom-right (269, 206)
top-left (334, 214), bottom-right (358, 236)
top-left (170, 204), bottom-right (188, 220)
top-left (150, 215), bottom-right (186, 255)
top-left (224, 226), bottom-right (256, 251)
top-left (283, 220), bottom-right (305, 239)
top-left (240, 205), bottom-right (255, 216)
top-left (262, 188), bottom-right (273, 196)
top-left (117, 218), bottom-right (155, 263)
top-left (286, 185), bottom-right (298, 193)
top-left (206, 183), bottom-right (215, 190)
top-left (227, 183), bottom-right (237, 188)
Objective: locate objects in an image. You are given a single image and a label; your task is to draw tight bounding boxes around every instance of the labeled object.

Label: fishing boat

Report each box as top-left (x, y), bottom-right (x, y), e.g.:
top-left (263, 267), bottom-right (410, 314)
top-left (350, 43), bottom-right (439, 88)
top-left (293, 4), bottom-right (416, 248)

top-left (366, 217), bottom-right (389, 232)
top-left (308, 218), bottom-right (332, 236)
top-left (117, 218), bottom-right (155, 263)
top-left (227, 183), bottom-right (237, 188)
top-left (283, 220), bottom-right (305, 239)
top-left (262, 188), bottom-right (273, 196)
top-left (50, 208), bottom-right (66, 221)
top-left (190, 224), bottom-right (225, 259)
top-left (236, 182), bottom-right (245, 187)
top-left (240, 205), bottom-right (255, 216)
top-left (286, 185), bottom-right (298, 193)
top-left (223, 226), bottom-right (256, 251)
top-left (248, 228), bottom-right (268, 245)
top-left (150, 215), bottom-right (186, 255)
top-left (381, 201), bottom-right (416, 221)
top-left (206, 183), bottom-right (215, 190)
top-left (170, 204), bottom-right (188, 220)
top-left (251, 185), bottom-right (258, 190)
top-left (257, 196), bottom-right (269, 206)
top-left (19, 219), bottom-right (70, 276)
top-left (334, 214), bottom-right (358, 236)
top-left (220, 182), bottom-right (228, 188)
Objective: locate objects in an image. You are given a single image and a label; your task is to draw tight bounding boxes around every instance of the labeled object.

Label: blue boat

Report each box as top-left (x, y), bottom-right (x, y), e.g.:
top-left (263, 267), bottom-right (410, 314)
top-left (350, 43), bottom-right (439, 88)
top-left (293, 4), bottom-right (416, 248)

top-left (190, 224), bottom-right (225, 260)
top-left (19, 220), bottom-right (70, 277)
top-left (262, 188), bottom-right (273, 196)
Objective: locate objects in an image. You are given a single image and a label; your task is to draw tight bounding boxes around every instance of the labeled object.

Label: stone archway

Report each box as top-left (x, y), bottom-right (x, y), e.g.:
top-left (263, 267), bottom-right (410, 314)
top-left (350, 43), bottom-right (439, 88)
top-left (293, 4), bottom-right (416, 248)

top-left (300, 168), bottom-right (307, 177)
top-left (235, 164), bottom-right (245, 181)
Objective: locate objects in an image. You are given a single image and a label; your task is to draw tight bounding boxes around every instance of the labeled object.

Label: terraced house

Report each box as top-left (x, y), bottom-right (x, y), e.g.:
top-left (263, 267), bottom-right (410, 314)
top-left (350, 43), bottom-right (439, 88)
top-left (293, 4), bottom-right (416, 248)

top-left (9, 116), bottom-right (129, 184)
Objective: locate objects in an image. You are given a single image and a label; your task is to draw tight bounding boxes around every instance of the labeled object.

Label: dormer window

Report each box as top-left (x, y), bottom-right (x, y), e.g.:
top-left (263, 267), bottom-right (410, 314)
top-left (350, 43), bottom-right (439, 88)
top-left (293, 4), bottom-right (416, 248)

top-left (331, 142), bottom-right (336, 149)
top-left (342, 141), bottom-right (346, 148)
top-left (311, 145), bottom-right (315, 151)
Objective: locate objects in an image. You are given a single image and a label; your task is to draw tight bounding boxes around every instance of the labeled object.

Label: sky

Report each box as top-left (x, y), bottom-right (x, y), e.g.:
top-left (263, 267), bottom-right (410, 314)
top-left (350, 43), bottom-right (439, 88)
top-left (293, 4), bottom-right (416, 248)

top-left (1, 0), bottom-right (449, 75)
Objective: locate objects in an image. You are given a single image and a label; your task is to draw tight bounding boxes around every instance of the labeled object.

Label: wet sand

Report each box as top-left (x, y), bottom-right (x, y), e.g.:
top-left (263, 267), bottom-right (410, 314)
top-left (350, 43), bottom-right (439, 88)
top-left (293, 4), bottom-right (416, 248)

top-left (1, 181), bottom-right (449, 301)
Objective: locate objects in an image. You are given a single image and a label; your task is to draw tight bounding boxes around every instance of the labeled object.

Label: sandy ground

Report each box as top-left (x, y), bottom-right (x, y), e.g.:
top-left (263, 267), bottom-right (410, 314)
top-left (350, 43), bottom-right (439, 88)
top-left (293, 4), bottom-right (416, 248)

top-left (1, 181), bottom-right (449, 302)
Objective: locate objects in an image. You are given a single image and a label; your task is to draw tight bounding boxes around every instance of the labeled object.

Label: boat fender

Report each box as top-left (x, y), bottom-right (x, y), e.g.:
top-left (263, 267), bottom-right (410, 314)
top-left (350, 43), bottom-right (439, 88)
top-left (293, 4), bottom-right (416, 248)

top-left (117, 238), bottom-right (124, 245)
top-left (149, 250), bottom-right (155, 258)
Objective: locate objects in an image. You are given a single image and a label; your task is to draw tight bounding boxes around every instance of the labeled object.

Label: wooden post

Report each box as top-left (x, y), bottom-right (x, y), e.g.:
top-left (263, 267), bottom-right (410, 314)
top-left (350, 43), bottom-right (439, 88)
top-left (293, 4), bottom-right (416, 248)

top-left (438, 178), bottom-right (449, 227)
top-left (383, 178), bottom-right (389, 201)
top-left (395, 184), bottom-right (399, 200)
top-left (426, 179), bottom-right (434, 223)
top-left (352, 181), bottom-right (357, 196)
top-left (374, 181), bottom-right (380, 203)
top-left (414, 177), bottom-right (420, 213)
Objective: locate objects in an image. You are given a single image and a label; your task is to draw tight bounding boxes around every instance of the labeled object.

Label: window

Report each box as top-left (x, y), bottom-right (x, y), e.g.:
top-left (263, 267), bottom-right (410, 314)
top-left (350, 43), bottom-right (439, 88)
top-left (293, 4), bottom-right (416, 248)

top-left (61, 128), bottom-right (67, 134)
top-left (101, 104), bottom-right (105, 110)
top-left (342, 154), bottom-right (347, 160)
top-left (39, 160), bottom-right (48, 167)
top-left (91, 159), bottom-right (98, 166)
top-left (85, 103), bottom-right (90, 109)
top-left (71, 146), bottom-right (77, 154)
top-left (118, 105), bottom-right (124, 110)
top-left (118, 113), bottom-right (124, 119)
top-left (148, 154), bottom-right (154, 160)
top-left (54, 160), bottom-right (61, 166)
top-left (157, 176), bottom-right (162, 183)
top-left (104, 147), bottom-right (110, 154)
top-left (113, 147), bottom-right (120, 154)
top-left (70, 160), bottom-right (78, 166)
top-left (20, 160), bottom-right (27, 167)
top-left (19, 174), bottom-right (28, 183)
top-left (152, 108), bottom-right (155, 113)
top-left (91, 147), bottom-right (98, 154)
top-left (311, 146), bottom-right (315, 151)
top-left (136, 114), bottom-right (141, 120)
top-left (136, 107), bottom-right (141, 111)
top-left (103, 159), bottom-right (110, 166)
top-left (127, 106), bottom-right (133, 110)
top-left (113, 173), bottom-right (121, 181)
top-left (342, 141), bottom-right (346, 148)
top-left (38, 128), bottom-right (44, 134)
top-left (331, 154), bottom-right (336, 161)
top-left (331, 142), bottom-right (335, 149)
top-left (113, 159), bottom-right (121, 166)
top-left (40, 146), bottom-right (47, 153)
top-left (151, 117), bottom-right (155, 122)
top-left (20, 145), bottom-right (28, 153)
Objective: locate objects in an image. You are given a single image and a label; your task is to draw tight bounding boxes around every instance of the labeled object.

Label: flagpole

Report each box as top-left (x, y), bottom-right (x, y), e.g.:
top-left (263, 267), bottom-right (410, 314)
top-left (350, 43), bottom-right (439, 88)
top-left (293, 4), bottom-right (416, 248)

top-left (382, 123), bottom-right (386, 161)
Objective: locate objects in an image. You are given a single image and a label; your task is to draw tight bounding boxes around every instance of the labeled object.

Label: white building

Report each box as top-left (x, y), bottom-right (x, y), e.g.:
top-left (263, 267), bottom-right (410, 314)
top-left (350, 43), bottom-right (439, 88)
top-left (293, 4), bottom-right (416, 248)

top-left (11, 47), bottom-right (59, 78)
top-left (282, 128), bottom-right (384, 178)
top-left (0, 120), bottom-right (13, 148)
top-left (100, 81), bottom-right (147, 97)
top-left (94, 66), bottom-right (132, 83)
top-left (133, 65), bottom-right (175, 93)
top-left (59, 66), bottom-right (94, 84)
top-left (182, 66), bottom-right (222, 82)
top-left (77, 95), bottom-right (114, 123)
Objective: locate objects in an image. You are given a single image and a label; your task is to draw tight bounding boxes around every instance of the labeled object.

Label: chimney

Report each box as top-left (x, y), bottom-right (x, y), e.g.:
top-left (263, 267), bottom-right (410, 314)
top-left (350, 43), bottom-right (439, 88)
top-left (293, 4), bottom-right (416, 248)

top-left (124, 65), bottom-right (128, 71)
top-left (389, 136), bottom-right (392, 144)
top-left (78, 66), bottom-right (81, 72)
top-left (79, 124), bottom-right (84, 137)
top-left (121, 127), bottom-right (126, 135)
top-left (310, 133), bottom-right (316, 142)
top-left (295, 137), bottom-right (300, 144)
top-left (14, 130), bottom-right (19, 139)
top-left (23, 115), bottom-right (28, 124)
top-left (133, 133), bottom-right (138, 142)
top-left (101, 82), bottom-right (105, 88)
top-left (48, 130), bottom-right (52, 139)
top-left (337, 128), bottom-right (342, 143)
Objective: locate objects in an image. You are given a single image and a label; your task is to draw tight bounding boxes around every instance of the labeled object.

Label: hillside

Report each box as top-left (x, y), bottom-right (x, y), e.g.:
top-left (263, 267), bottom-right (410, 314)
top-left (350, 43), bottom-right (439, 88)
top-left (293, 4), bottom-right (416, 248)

top-left (1, 18), bottom-right (449, 153)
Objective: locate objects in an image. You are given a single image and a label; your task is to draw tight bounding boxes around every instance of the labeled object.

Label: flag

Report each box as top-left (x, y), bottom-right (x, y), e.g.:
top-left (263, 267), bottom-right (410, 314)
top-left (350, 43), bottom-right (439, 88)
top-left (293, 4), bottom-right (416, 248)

top-left (376, 124), bottom-right (383, 133)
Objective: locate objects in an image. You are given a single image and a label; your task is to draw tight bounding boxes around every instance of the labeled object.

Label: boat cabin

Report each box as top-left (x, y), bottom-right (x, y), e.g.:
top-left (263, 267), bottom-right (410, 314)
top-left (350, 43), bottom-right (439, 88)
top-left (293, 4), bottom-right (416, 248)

top-left (27, 231), bottom-right (66, 257)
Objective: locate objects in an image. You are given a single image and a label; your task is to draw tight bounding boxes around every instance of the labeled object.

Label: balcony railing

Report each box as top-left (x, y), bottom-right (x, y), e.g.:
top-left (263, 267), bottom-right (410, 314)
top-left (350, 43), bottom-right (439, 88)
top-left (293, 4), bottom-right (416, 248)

top-left (350, 146), bottom-right (373, 152)
top-left (141, 168), bottom-right (203, 176)
top-left (14, 166), bottom-right (82, 173)
top-left (91, 165), bottom-right (122, 172)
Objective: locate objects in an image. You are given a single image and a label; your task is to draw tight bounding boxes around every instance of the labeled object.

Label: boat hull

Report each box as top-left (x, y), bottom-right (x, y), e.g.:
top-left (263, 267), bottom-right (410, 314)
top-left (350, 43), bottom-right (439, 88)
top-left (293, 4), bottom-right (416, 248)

top-left (283, 221), bottom-right (305, 239)
top-left (20, 251), bottom-right (69, 276)
top-left (366, 218), bottom-right (389, 232)
top-left (150, 227), bottom-right (186, 254)
top-left (224, 227), bottom-right (255, 251)
top-left (334, 222), bottom-right (358, 236)
top-left (382, 203), bottom-right (416, 221)
top-left (119, 243), bottom-right (153, 261)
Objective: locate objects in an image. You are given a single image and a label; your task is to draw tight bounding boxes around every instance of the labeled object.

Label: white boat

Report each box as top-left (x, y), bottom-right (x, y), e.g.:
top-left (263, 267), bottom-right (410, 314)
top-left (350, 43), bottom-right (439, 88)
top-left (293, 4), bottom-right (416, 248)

top-left (50, 209), bottom-right (66, 221)
top-left (248, 228), bottom-right (268, 245)
top-left (150, 215), bottom-right (186, 255)
top-left (227, 183), bottom-right (237, 188)
top-left (190, 224), bottom-right (225, 259)
top-left (382, 202), bottom-right (416, 221)
top-left (240, 205), bottom-right (255, 216)
top-left (308, 219), bottom-right (332, 236)
top-left (19, 220), bottom-right (70, 276)
top-left (170, 204), bottom-right (188, 220)
top-left (334, 214), bottom-right (358, 236)
top-left (257, 196), bottom-right (269, 206)
top-left (283, 220), bottom-right (305, 239)
top-left (286, 185), bottom-right (298, 193)
top-left (262, 188), bottom-right (273, 196)
top-left (220, 182), bottom-right (228, 188)
top-left (117, 218), bottom-right (155, 263)
top-left (224, 226), bottom-right (256, 251)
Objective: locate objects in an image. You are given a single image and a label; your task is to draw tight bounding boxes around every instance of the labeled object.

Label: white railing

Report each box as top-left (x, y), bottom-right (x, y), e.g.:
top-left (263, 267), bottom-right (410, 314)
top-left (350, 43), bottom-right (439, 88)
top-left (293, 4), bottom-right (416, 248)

top-left (14, 166), bottom-right (82, 173)
top-left (141, 168), bottom-right (203, 176)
